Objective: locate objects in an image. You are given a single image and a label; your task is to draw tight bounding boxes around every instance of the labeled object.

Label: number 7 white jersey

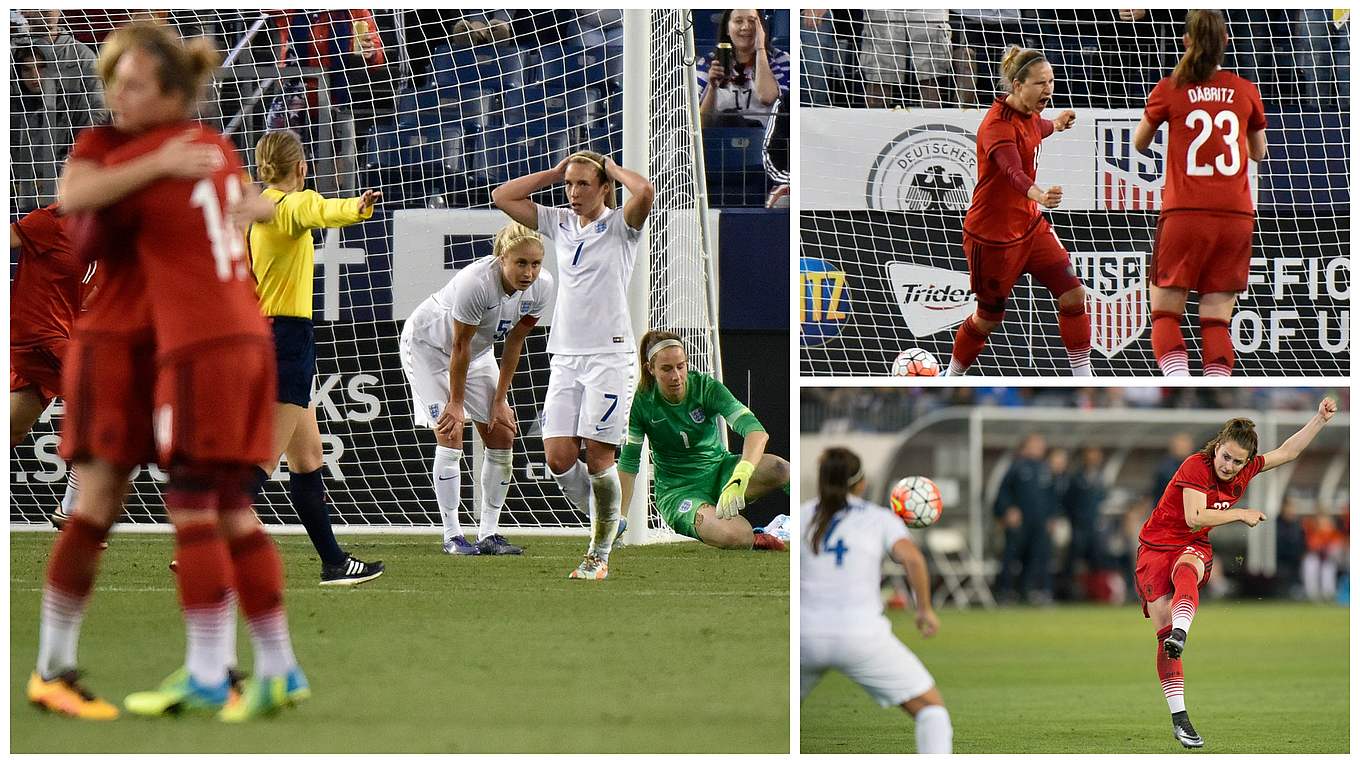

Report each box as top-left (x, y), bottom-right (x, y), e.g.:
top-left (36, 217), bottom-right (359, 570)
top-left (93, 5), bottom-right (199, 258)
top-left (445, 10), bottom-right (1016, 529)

top-left (800, 496), bottom-right (911, 636)
top-left (535, 204), bottom-right (641, 355)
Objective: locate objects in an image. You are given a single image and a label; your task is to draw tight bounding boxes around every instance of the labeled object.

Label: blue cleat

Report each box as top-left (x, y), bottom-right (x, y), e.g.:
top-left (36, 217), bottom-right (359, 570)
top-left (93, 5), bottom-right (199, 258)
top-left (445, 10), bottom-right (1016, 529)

top-left (442, 535), bottom-right (480, 556)
top-left (475, 534), bottom-right (524, 555)
top-left (124, 668), bottom-right (229, 717)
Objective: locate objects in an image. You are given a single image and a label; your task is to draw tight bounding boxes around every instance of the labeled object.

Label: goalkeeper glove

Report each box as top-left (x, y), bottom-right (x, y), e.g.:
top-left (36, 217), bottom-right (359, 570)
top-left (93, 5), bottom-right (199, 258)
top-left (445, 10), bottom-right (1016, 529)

top-left (716, 460), bottom-right (756, 519)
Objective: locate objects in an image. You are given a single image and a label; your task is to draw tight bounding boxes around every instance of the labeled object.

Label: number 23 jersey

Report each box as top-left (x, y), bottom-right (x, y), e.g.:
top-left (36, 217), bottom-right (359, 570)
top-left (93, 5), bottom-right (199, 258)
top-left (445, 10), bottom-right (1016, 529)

top-left (1143, 69), bottom-right (1267, 216)
top-left (1139, 452), bottom-right (1264, 549)
top-left (535, 204), bottom-right (641, 356)
top-left (801, 496), bottom-right (910, 636)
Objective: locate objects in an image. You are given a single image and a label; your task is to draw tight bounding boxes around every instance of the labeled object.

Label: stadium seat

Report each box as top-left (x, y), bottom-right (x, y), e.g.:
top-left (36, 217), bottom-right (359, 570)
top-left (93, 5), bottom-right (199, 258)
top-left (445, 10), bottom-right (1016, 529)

top-left (703, 127), bottom-right (770, 207)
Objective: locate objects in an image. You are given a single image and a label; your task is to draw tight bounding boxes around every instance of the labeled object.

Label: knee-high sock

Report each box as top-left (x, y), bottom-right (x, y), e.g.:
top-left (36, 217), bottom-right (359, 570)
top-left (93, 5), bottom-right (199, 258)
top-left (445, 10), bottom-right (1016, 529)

top-left (1058, 303), bottom-right (1093, 376)
top-left (37, 516), bottom-right (109, 678)
top-left (228, 529), bottom-right (297, 679)
top-left (289, 468), bottom-right (345, 565)
top-left (478, 448), bottom-right (513, 541)
top-left (552, 459), bottom-right (592, 515)
top-left (914, 704), bottom-right (953, 754)
top-left (589, 465), bottom-right (621, 561)
top-left (1200, 317), bottom-right (1233, 376)
top-left (60, 467), bottom-right (80, 513)
top-left (947, 316), bottom-right (989, 376)
top-left (1156, 624), bottom-right (1185, 713)
top-left (1170, 563), bottom-right (1199, 634)
top-left (432, 445), bottom-right (463, 542)
top-left (171, 519), bottom-right (233, 688)
top-left (1151, 310), bottom-right (1188, 376)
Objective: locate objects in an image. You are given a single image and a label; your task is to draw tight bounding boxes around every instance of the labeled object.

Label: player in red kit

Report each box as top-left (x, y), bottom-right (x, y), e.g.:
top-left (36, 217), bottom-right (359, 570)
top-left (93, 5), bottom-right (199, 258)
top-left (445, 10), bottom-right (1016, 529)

top-left (1136, 397), bottom-right (1336, 748)
top-left (946, 45), bottom-right (1091, 377)
top-left (1133, 10), bottom-right (1268, 377)
top-left (10, 203), bottom-right (98, 523)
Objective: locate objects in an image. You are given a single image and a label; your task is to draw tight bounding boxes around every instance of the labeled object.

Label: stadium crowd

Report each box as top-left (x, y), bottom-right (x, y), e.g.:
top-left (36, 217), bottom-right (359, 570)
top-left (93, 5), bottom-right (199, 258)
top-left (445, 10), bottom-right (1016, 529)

top-left (801, 9), bottom-right (1348, 111)
top-left (10, 9), bottom-right (787, 216)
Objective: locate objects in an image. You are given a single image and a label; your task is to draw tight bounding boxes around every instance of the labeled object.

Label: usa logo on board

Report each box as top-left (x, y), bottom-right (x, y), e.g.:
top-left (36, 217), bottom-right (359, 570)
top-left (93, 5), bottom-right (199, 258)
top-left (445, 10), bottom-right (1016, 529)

top-left (1073, 251), bottom-right (1148, 358)
top-left (1096, 119), bottom-right (1163, 211)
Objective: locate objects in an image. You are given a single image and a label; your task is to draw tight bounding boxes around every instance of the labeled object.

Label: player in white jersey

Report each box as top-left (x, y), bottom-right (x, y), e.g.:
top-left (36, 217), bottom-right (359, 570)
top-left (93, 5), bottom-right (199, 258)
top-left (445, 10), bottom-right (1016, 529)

top-left (493, 149), bottom-right (655, 580)
top-left (801, 447), bottom-right (954, 754)
top-left (399, 222), bottom-right (554, 557)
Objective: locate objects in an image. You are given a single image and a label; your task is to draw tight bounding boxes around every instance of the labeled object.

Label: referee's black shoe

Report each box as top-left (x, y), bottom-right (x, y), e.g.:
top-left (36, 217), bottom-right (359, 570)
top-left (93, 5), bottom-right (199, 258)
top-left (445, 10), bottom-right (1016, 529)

top-left (1164, 627), bottom-right (1188, 660)
top-left (1172, 711), bottom-right (1204, 749)
top-left (320, 554), bottom-right (384, 586)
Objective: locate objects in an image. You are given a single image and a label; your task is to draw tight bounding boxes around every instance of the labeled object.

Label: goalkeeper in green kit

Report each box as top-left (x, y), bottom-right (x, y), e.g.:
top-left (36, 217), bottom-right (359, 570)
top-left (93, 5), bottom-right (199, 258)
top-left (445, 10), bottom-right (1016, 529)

top-left (619, 330), bottom-right (790, 550)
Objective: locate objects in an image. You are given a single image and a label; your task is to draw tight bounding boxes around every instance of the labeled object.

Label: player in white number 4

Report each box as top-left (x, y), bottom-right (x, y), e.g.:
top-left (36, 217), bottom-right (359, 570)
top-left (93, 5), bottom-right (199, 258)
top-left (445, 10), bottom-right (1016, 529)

top-left (399, 222), bottom-right (554, 556)
top-left (801, 447), bottom-right (953, 753)
top-left (493, 150), bottom-right (654, 580)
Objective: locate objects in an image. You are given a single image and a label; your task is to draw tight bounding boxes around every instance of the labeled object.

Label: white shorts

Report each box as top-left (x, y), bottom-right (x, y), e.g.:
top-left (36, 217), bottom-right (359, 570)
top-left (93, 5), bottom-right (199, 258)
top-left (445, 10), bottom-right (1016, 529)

top-left (800, 626), bottom-right (936, 707)
top-left (541, 353), bottom-right (636, 445)
top-left (399, 320), bottom-right (499, 427)
top-left (861, 10), bottom-right (953, 85)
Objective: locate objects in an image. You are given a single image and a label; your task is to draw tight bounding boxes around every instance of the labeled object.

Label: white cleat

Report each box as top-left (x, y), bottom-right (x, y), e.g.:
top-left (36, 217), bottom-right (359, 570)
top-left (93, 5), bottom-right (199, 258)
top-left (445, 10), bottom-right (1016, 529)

top-left (568, 553), bottom-right (608, 580)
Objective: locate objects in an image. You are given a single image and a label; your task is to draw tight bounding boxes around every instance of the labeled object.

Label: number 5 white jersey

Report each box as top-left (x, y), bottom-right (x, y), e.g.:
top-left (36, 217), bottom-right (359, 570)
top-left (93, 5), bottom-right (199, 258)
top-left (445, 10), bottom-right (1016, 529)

top-left (800, 496), bottom-right (911, 636)
top-left (409, 255), bottom-right (554, 361)
top-left (535, 204), bottom-right (641, 356)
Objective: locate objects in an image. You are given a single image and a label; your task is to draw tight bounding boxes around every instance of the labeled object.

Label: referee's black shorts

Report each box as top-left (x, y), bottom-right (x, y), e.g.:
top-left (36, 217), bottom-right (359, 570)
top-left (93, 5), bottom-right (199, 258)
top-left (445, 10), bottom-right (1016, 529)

top-left (270, 316), bottom-right (315, 407)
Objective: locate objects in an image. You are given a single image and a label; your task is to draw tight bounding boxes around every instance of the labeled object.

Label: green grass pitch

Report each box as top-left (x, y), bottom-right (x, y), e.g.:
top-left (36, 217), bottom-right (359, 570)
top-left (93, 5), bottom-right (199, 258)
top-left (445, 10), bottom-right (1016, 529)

top-left (801, 601), bottom-right (1348, 753)
top-left (11, 532), bottom-right (789, 753)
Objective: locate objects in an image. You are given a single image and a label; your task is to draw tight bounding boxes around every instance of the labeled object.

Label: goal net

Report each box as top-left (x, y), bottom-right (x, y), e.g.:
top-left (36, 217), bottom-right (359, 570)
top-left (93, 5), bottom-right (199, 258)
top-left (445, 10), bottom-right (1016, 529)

top-left (800, 9), bottom-right (1349, 376)
top-left (9, 9), bottom-right (718, 540)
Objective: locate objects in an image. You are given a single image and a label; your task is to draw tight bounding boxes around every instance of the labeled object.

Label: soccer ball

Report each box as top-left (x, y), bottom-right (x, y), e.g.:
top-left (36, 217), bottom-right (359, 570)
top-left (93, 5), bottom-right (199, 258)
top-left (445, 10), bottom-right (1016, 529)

top-left (890, 348), bottom-right (940, 377)
top-left (889, 476), bottom-right (943, 528)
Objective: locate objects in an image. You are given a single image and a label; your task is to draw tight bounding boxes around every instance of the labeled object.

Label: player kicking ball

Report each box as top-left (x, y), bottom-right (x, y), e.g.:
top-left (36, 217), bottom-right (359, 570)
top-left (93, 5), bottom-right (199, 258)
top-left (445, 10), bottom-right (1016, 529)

top-left (1136, 397), bottom-right (1336, 748)
top-left (618, 331), bottom-right (790, 550)
top-left (400, 221), bottom-right (553, 556)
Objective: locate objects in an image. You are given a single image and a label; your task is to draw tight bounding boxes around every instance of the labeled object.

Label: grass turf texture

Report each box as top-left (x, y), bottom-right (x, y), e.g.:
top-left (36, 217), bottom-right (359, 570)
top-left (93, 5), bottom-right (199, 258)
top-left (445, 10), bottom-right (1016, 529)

top-left (801, 601), bottom-right (1348, 753)
top-left (11, 532), bottom-right (789, 753)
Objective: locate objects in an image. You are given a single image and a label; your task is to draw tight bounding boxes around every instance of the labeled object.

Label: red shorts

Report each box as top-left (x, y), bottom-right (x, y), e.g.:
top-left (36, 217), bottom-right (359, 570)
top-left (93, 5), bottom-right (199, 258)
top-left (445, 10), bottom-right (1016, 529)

top-left (1134, 541), bottom-right (1214, 618)
top-left (154, 338), bottom-right (277, 467)
top-left (1151, 211), bottom-right (1254, 293)
top-left (963, 218), bottom-right (1078, 321)
top-left (59, 330), bottom-right (158, 470)
top-left (11, 342), bottom-right (67, 405)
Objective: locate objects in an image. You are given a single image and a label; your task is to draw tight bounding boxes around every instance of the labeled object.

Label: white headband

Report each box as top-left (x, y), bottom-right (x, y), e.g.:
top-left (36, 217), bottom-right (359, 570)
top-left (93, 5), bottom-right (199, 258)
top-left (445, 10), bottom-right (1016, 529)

top-left (646, 338), bottom-right (685, 361)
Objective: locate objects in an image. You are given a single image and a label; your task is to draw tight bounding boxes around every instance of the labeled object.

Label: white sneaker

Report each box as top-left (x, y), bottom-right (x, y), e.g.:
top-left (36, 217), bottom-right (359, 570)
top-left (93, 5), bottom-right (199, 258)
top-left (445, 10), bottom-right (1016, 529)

top-left (758, 514), bottom-right (791, 543)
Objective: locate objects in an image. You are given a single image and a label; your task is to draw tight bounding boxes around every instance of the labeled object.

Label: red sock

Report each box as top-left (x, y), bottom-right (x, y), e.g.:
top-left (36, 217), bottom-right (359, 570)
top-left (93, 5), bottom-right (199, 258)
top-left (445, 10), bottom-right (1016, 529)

top-left (949, 316), bottom-right (989, 373)
top-left (1170, 563), bottom-right (1199, 632)
top-left (228, 529), bottom-right (285, 619)
top-left (1156, 624), bottom-right (1185, 712)
top-left (1199, 317), bottom-right (1233, 376)
top-left (1151, 311), bottom-right (1188, 376)
top-left (172, 520), bottom-right (234, 686)
top-left (1057, 303), bottom-right (1092, 371)
top-left (46, 516), bottom-right (110, 599)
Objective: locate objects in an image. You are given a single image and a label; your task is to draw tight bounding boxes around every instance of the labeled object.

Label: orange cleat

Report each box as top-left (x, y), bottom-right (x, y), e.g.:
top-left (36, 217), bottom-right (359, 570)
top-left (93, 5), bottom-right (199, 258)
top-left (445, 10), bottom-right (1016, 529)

top-left (752, 532), bottom-right (787, 551)
top-left (27, 670), bottom-right (119, 720)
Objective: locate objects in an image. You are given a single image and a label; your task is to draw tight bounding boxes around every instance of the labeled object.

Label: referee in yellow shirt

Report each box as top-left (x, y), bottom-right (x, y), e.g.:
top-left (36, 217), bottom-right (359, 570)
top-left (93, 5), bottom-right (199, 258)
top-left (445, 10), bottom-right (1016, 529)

top-left (247, 130), bottom-right (383, 585)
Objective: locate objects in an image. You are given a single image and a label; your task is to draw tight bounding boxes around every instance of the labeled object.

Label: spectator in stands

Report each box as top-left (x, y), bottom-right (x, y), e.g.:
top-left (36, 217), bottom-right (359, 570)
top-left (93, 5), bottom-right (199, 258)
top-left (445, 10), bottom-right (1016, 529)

top-left (762, 95), bottom-right (789, 208)
top-left (1275, 498), bottom-right (1306, 598)
top-left (859, 10), bottom-right (953, 107)
top-left (1062, 446), bottom-right (1108, 599)
top-left (697, 10), bottom-right (790, 128)
top-left (1150, 431), bottom-right (1194, 504)
top-left (994, 433), bottom-right (1058, 605)
top-left (10, 43), bottom-right (58, 212)
top-left (1302, 511), bottom-right (1346, 601)
top-left (17, 10), bottom-right (105, 148)
top-left (1046, 10), bottom-right (1172, 108)
top-left (800, 9), bottom-right (839, 107)
top-left (274, 10), bottom-right (387, 196)
top-left (952, 10), bottom-right (1026, 107)
top-left (1292, 9), bottom-right (1349, 110)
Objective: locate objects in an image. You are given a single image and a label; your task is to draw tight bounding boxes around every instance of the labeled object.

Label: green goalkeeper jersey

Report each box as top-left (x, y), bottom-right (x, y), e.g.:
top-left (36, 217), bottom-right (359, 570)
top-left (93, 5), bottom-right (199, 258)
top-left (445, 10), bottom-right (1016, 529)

top-left (618, 371), bottom-right (765, 491)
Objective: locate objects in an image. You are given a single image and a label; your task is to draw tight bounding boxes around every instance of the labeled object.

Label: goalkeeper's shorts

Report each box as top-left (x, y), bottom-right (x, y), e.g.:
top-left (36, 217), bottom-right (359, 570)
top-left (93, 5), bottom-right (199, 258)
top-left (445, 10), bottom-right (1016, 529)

top-left (654, 453), bottom-right (740, 539)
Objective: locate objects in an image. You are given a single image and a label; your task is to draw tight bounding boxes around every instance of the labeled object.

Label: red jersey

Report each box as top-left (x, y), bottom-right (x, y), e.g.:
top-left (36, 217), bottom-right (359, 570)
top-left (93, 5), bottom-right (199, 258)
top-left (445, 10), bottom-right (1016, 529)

top-left (65, 125), bottom-right (153, 339)
top-left (1139, 452), bottom-right (1264, 549)
top-left (1143, 69), bottom-right (1267, 215)
top-left (963, 97), bottom-right (1052, 245)
top-left (10, 205), bottom-right (93, 350)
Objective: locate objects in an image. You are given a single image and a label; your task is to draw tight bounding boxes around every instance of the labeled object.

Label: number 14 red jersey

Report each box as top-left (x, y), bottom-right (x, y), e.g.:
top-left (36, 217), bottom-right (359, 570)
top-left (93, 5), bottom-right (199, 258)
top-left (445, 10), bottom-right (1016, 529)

top-left (104, 121), bottom-right (268, 359)
top-left (1143, 69), bottom-right (1267, 215)
top-left (1139, 452), bottom-right (1264, 549)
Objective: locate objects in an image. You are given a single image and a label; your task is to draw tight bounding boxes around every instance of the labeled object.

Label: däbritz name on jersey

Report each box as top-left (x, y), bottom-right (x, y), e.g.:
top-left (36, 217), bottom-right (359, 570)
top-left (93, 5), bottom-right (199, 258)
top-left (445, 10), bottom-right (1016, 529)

top-left (1187, 86), bottom-right (1235, 104)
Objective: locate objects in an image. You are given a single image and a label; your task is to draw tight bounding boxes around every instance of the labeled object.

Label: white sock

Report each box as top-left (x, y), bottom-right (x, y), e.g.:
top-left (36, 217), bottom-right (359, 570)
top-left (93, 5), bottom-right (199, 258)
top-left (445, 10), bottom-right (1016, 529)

top-left (37, 586), bottom-right (85, 679)
top-left (478, 448), bottom-right (513, 541)
top-left (247, 609), bottom-right (298, 679)
top-left (61, 469), bottom-right (80, 514)
top-left (1162, 676), bottom-right (1186, 713)
top-left (945, 359), bottom-right (967, 376)
top-left (552, 459), bottom-right (592, 515)
top-left (225, 591), bottom-right (238, 670)
top-left (1171, 600), bottom-right (1196, 635)
top-left (588, 465), bottom-right (621, 561)
top-left (433, 445), bottom-right (463, 542)
top-left (184, 597), bottom-right (233, 687)
top-left (1158, 349), bottom-right (1190, 376)
top-left (914, 704), bottom-right (953, 754)
top-left (1068, 348), bottom-right (1093, 376)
